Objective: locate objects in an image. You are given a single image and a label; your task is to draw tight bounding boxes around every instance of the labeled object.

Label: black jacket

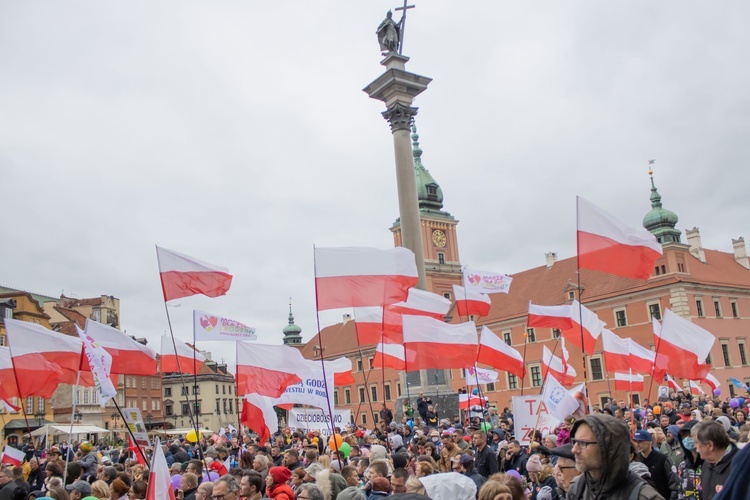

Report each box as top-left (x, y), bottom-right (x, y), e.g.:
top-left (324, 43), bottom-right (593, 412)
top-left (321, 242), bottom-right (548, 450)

top-left (503, 450), bottom-right (528, 478)
top-left (474, 444), bottom-right (500, 478)
top-left (638, 449), bottom-right (679, 500)
top-left (702, 444), bottom-right (739, 500)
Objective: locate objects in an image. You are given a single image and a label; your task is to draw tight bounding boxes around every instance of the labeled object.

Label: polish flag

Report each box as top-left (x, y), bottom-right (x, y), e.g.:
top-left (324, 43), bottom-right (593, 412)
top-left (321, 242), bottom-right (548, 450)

top-left (236, 342), bottom-right (311, 398)
top-left (4, 318), bottom-right (87, 396)
top-left (542, 345), bottom-right (577, 386)
top-left (654, 309), bottom-right (714, 380)
top-left (1, 445), bottom-right (25, 467)
top-left (0, 347), bottom-right (21, 402)
top-left (372, 342), bottom-right (406, 370)
top-left (146, 438), bottom-right (175, 500)
top-left (477, 326), bottom-right (525, 379)
top-left (577, 196), bottom-right (663, 280)
top-left (452, 285), bottom-right (491, 317)
top-left (329, 357), bottom-right (355, 386)
top-left (156, 246), bottom-right (233, 302)
top-left (241, 393), bottom-right (279, 446)
top-left (160, 336), bottom-right (206, 375)
top-left (702, 373), bottom-right (720, 392)
top-left (614, 373), bottom-right (645, 392)
top-left (352, 307), bottom-right (386, 345)
top-left (689, 381), bottom-right (706, 395)
top-left (629, 338), bottom-right (656, 374)
top-left (402, 315), bottom-right (478, 371)
top-left (129, 435), bottom-right (146, 466)
top-left (1, 399), bottom-right (19, 414)
top-left (666, 374), bottom-right (683, 393)
top-left (458, 394), bottom-right (488, 410)
top-left (314, 247), bottom-right (418, 311)
top-left (602, 329), bottom-right (631, 373)
top-left (84, 320), bottom-right (157, 376)
top-left (562, 301), bottom-right (605, 355)
top-left (527, 303), bottom-right (574, 330)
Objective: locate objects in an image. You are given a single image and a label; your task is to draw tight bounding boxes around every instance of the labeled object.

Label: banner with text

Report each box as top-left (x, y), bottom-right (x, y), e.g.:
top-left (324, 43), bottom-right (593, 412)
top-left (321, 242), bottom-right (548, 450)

top-left (271, 365), bottom-right (334, 411)
top-left (288, 409), bottom-right (352, 436)
top-left (194, 310), bottom-right (257, 342)
top-left (465, 366), bottom-right (499, 386)
top-left (512, 395), bottom-right (561, 446)
top-left (121, 407), bottom-right (150, 448)
top-left (463, 269), bottom-right (513, 294)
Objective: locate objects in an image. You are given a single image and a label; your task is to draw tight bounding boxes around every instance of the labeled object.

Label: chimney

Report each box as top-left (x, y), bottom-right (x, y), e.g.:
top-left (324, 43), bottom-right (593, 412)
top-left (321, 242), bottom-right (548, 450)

top-left (342, 314), bottom-right (352, 323)
top-left (733, 237), bottom-right (750, 269)
top-left (686, 227), bottom-right (706, 263)
top-left (545, 252), bottom-right (558, 268)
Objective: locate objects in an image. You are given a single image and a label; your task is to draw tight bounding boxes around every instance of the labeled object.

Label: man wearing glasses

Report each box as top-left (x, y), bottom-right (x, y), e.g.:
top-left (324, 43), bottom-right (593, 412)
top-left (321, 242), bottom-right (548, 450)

top-left (210, 475), bottom-right (240, 500)
top-left (567, 415), bottom-right (663, 500)
top-left (549, 444), bottom-right (579, 498)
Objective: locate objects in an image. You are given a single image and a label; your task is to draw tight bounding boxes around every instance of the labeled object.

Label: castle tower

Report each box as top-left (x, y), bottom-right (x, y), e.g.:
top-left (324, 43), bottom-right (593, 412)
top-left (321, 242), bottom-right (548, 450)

top-left (282, 299), bottom-right (302, 346)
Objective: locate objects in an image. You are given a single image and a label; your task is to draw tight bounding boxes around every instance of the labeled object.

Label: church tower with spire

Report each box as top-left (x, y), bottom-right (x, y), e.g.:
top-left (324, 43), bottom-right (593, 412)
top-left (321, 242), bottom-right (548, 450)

top-left (282, 298), bottom-right (303, 347)
top-left (642, 168), bottom-right (682, 244)
top-left (390, 123), bottom-right (463, 299)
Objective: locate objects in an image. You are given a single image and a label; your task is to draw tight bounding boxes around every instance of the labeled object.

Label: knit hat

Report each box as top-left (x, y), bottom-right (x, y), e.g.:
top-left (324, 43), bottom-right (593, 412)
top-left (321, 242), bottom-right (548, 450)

top-left (305, 462), bottom-right (325, 478)
top-left (526, 454), bottom-right (543, 472)
top-left (371, 477), bottom-right (391, 493)
top-left (79, 442), bottom-right (93, 453)
top-left (268, 466), bottom-right (292, 484)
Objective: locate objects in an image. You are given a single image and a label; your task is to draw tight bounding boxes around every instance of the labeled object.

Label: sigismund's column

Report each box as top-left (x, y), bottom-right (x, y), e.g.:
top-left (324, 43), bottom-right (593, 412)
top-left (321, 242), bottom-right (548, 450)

top-left (364, 52), bottom-right (432, 290)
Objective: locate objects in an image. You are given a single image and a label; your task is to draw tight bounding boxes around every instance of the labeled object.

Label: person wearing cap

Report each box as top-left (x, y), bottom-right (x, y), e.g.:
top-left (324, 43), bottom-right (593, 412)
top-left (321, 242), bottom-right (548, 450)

top-left (549, 444), bottom-right (580, 498)
top-left (437, 431), bottom-right (461, 473)
top-left (692, 420), bottom-right (738, 500)
top-left (660, 426), bottom-right (684, 468)
top-left (77, 442), bottom-right (98, 477)
top-left (66, 481), bottom-right (92, 500)
top-left (266, 466), bottom-right (294, 500)
top-left (527, 453), bottom-right (558, 500)
top-left (633, 429), bottom-right (679, 500)
top-left (457, 453), bottom-right (486, 492)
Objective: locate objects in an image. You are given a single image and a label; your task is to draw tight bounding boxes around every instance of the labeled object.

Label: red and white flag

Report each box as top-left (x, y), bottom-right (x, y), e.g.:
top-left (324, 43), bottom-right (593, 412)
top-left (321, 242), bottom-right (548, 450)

top-left (352, 307), bottom-right (386, 345)
top-left (614, 372), bottom-right (645, 392)
top-left (1, 445), bottom-right (25, 467)
top-left (601, 329), bottom-right (630, 373)
top-left (0, 347), bottom-right (20, 402)
top-left (160, 336), bottom-right (206, 375)
top-left (372, 342), bottom-right (406, 370)
top-left (702, 373), bottom-right (720, 392)
top-left (527, 303), bottom-right (574, 330)
top-left (654, 309), bottom-right (714, 380)
top-left (666, 374), bottom-right (683, 393)
top-left (314, 247), bottom-right (417, 311)
top-left (4, 318), bottom-right (86, 396)
top-left (241, 393), bottom-right (278, 445)
top-left (577, 196), bottom-right (663, 280)
top-left (542, 345), bottom-right (577, 386)
top-left (329, 357), bottom-right (355, 386)
top-left (629, 338), bottom-right (656, 374)
top-left (459, 394), bottom-right (488, 410)
top-left (1, 399), bottom-right (19, 414)
top-left (236, 342), bottom-right (311, 398)
top-left (462, 269), bottom-right (513, 294)
top-left (156, 246), bottom-right (233, 302)
top-left (562, 300), bottom-right (605, 355)
top-left (403, 315), bottom-right (478, 371)
top-left (146, 438), bottom-right (175, 500)
top-left (689, 380), bottom-right (706, 395)
top-left (476, 326), bottom-right (525, 379)
top-left (84, 320), bottom-right (157, 376)
top-left (452, 285), bottom-right (492, 317)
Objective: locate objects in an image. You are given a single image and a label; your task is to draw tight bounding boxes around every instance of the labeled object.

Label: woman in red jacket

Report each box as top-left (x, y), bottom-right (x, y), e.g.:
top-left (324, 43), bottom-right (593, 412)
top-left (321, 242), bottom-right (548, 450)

top-left (266, 466), bottom-right (295, 500)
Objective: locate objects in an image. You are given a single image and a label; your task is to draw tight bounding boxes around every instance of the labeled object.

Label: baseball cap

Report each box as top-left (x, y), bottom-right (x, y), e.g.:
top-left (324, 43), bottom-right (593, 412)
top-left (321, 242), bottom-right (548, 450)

top-left (66, 482), bottom-right (92, 496)
top-left (633, 430), bottom-right (652, 441)
top-left (458, 454), bottom-right (474, 466)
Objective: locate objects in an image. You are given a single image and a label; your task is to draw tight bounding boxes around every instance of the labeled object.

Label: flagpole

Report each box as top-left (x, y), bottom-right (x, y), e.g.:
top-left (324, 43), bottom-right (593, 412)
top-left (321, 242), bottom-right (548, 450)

top-left (112, 400), bottom-right (150, 467)
top-left (351, 311), bottom-right (377, 430)
top-left (539, 338), bottom-right (562, 395)
top-left (6, 340), bottom-right (38, 457)
top-left (599, 351), bottom-right (614, 402)
top-left (520, 326), bottom-right (528, 396)
top-left (575, 198), bottom-right (591, 408)
top-left (63, 366), bottom-right (82, 484)
top-left (646, 318), bottom-right (664, 409)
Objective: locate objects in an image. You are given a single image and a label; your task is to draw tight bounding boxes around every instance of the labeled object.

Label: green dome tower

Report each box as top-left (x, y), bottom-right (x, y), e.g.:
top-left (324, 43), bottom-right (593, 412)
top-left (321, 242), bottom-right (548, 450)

top-left (282, 298), bottom-right (302, 346)
top-left (642, 168), bottom-right (681, 244)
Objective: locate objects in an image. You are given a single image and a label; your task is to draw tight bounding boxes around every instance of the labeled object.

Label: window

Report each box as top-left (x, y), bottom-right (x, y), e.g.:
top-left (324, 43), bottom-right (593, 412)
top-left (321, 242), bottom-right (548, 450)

top-left (426, 369), bottom-right (446, 385)
top-left (0, 335), bottom-right (4, 346)
top-left (406, 371), bottom-right (421, 387)
top-left (590, 357), bottom-right (604, 381)
top-left (38, 398), bottom-right (45, 413)
top-left (438, 253), bottom-right (445, 265)
top-left (486, 382), bottom-right (495, 392)
top-left (370, 385), bottom-right (378, 402)
top-left (373, 412), bottom-right (379, 424)
top-left (181, 387), bottom-right (188, 396)
top-left (182, 403), bottom-right (189, 415)
top-left (229, 385), bottom-right (232, 395)
top-left (615, 309), bottom-right (628, 327)
top-left (507, 374), bottom-right (518, 390)
top-left (164, 387), bottom-right (172, 397)
top-left (192, 385), bottom-right (200, 395)
top-left (696, 298), bottom-right (704, 317)
top-left (552, 329), bottom-right (561, 339)
top-left (739, 341), bottom-right (748, 366)
top-left (678, 262), bottom-right (685, 272)
top-left (142, 378), bottom-right (146, 389)
top-left (369, 357), bottom-right (375, 370)
top-left (223, 385), bottom-right (226, 394)
top-left (384, 384), bottom-right (391, 401)
top-left (397, 383), bottom-right (402, 396)
top-left (334, 391), bottom-right (339, 406)
top-left (721, 342), bottom-right (732, 367)
top-left (215, 400), bottom-right (221, 414)
top-left (345, 389), bottom-right (351, 405)
top-left (358, 387), bottom-right (365, 403)
top-left (357, 359), bottom-right (363, 372)
top-left (223, 399), bottom-right (227, 414)
top-left (568, 291), bottom-right (576, 300)
top-left (706, 352), bottom-right (712, 365)
top-left (503, 332), bottom-right (512, 345)
top-left (194, 402), bottom-right (201, 414)
top-left (361, 413), bottom-right (367, 425)
top-left (216, 384), bottom-right (219, 394)
top-left (631, 394), bottom-right (641, 406)
top-left (166, 405), bottom-right (173, 416)
top-left (648, 302), bottom-right (661, 321)
top-left (526, 328), bottom-right (536, 343)
top-left (142, 399), bottom-right (147, 411)
top-left (530, 366), bottom-right (542, 387)
top-left (714, 299), bottom-right (722, 317)
top-left (152, 400), bottom-right (158, 411)
top-left (731, 300), bottom-right (739, 318)
top-left (729, 385), bottom-right (736, 398)
top-left (443, 292), bottom-right (451, 300)
top-left (229, 399), bottom-right (233, 414)
top-left (83, 391), bottom-right (90, 405)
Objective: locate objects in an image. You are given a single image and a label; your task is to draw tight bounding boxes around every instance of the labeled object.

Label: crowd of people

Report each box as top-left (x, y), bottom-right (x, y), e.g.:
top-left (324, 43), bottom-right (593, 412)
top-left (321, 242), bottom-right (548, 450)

top-left (1, 391), bottom-right (749, 500)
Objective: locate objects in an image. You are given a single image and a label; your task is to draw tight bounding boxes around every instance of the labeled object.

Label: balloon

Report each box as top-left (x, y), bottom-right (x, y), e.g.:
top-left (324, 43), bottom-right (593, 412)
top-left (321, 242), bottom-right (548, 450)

top-left (171, 475), bottom-right (181, 489)
top-left (713, 388), bottom-right (721, 397)
top-left (338, 442), bottom-right (351, 458)
top-left (653, 406), bottom-right (661, 415)
top-left (481, 422), bottom-right (492, 432)
top-left (186, 429), bottom-right (202, 443)
top-left (208, 471), bottom-right (220, 481)
top-left (730, 398), bottom-right (740, 409)
top-left (328, 434), bottom-right (344, 450)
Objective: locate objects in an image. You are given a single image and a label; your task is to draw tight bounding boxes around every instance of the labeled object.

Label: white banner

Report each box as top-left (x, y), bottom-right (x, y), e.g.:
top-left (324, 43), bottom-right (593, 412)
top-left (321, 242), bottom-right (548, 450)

top-left (77, 326), bottom-right (117, 407)
top-left (121, 407), bottom-right (149, 448)
top-left (271, 363), bottom-right (334, 410)
top-left (193, 310), bottom-right (257, 341)
top-left (541, 376), bottom-right (580, 421)
top-left (288, 409), bottom-right (352, 437)
top-left (512, 395), bottom-right (561, 446)
top-left (463, 269), bottom-right (513, 294)
top-left (465, 366), bottom-right (499, 386)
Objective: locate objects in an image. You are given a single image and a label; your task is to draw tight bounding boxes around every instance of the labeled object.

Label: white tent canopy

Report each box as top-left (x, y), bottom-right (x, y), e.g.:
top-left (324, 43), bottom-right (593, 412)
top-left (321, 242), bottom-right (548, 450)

top-left (30, 424), bottom-right (110, 437)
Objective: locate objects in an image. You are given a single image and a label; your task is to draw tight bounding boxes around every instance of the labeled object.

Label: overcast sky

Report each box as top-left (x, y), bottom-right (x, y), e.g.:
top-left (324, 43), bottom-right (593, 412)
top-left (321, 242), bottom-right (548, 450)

top-left (1, 1), bottom-right (748, 370)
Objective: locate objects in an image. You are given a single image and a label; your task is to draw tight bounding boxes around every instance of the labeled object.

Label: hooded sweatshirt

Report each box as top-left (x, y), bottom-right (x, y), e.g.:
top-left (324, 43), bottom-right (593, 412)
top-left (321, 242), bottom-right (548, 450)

top-left (568, 415), bottom-right (661, 500)
top-left (676, 420), bottom-right (702, 500)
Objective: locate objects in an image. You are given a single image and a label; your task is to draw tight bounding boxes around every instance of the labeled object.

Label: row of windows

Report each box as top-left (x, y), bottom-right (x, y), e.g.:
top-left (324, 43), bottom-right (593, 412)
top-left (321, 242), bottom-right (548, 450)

top-left (124, 376), bottom-right (160, 390)
top-left (333, 382), bottom-right (402, 406)
top-left (696, 297), bottom-right (741, 319)
top-left (718, 339), bottom-right (749, 368)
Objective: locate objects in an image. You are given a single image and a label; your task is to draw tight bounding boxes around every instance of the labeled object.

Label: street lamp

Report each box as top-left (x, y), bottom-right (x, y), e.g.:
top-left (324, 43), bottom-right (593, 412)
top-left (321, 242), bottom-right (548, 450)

top-left (73, 410), bottom-right (83, 424)
top-left (145, 413), bottom-right (153, 429)
top-left (171, 414), bottom-right (178, 429)
top-left (34, 410), bottom-right (45, 427)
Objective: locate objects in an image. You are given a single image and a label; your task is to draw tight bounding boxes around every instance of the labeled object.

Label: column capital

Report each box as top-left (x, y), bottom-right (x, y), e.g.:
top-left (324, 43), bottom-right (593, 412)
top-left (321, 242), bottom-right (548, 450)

top-left (382, 102), bottom-right (418, 132)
